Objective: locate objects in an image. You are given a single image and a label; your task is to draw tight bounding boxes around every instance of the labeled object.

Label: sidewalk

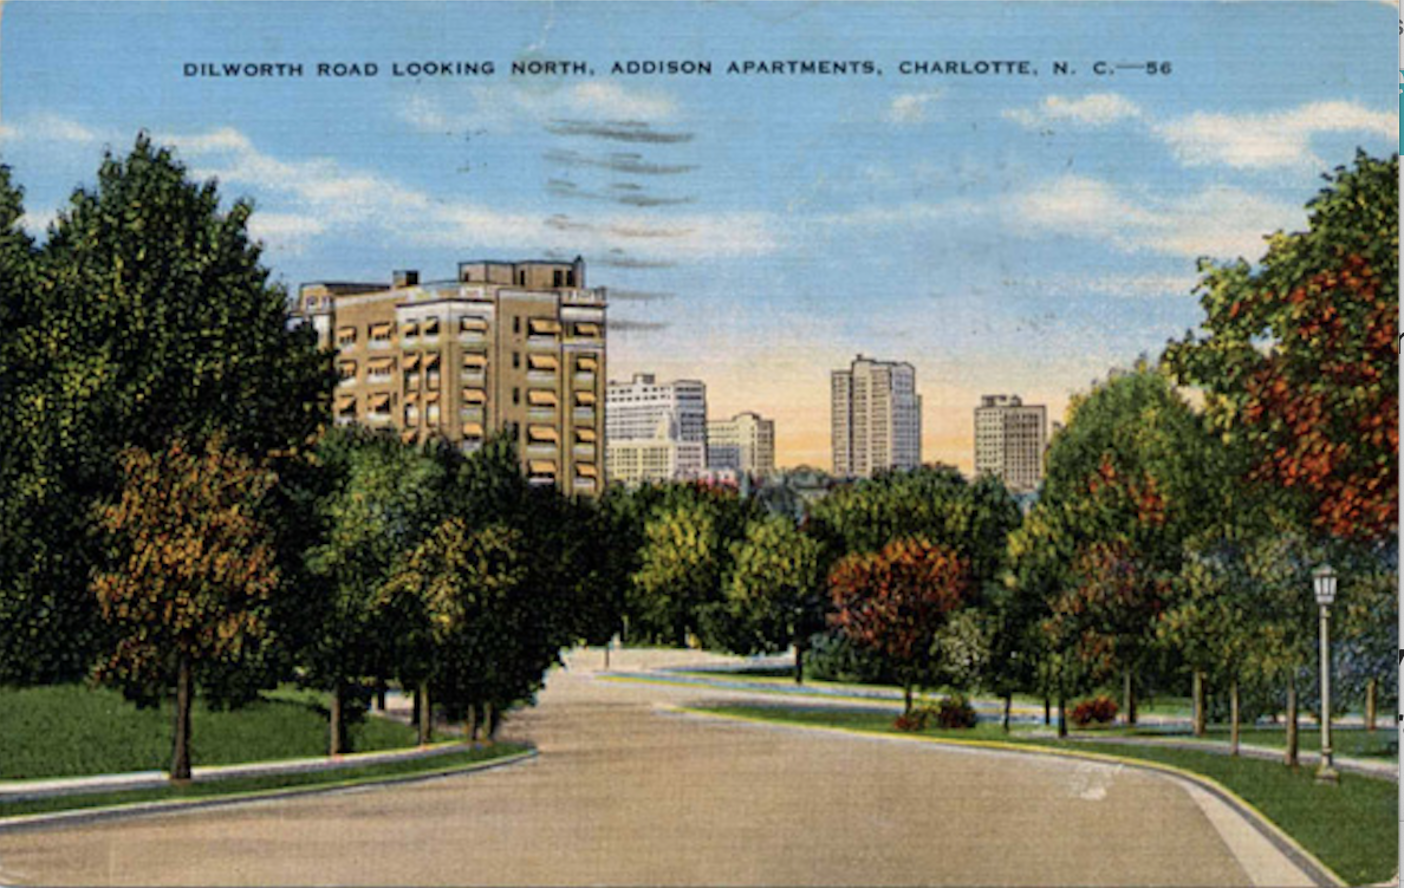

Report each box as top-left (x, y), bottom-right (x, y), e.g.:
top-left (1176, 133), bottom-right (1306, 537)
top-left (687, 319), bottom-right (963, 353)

top-left (1055, 733), bottom-right (1398, 782)
top-left (0, 741), bottom-right (472, 804)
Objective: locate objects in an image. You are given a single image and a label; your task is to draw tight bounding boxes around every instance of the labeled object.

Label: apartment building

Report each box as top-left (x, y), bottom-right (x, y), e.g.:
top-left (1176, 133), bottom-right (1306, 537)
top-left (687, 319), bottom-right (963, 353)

top-left (605, 373), bottom-right (707, 485)
top-left (974, 394), bottom-right (1047, 494)
top-left (831, 355), bottom-right (922, 478)
top-left (297, 258), bottom-right (606, 495)
top-left (707, 411), bottom-right (776, 479)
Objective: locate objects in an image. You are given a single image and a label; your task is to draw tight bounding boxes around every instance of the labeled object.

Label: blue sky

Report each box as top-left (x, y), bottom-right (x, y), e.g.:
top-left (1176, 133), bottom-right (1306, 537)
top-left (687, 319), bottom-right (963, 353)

top-left (1, 1), bottom-right (1396, 469)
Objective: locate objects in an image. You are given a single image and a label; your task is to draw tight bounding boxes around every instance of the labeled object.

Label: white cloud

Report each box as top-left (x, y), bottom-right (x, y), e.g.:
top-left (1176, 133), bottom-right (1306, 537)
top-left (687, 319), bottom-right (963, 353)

top-left (1005, 93), bottom-right (1142, 129)
top-left (1004, 272), bottom-right (1199, 300)
top-left (19, 208), bottom-right (57, 233)
top-left (1009, 175), bottom-right (1302, 260)
top-left (886, 91), bottom-right (943, 125)
top-left (397, 80), bottom-right (677, 134)
top-left (0, 113), bottom-right (107, 145)
top-left (1155, 100), bottom-right (1396, 169)
top-left (167, 127), bottom-right (775, 261)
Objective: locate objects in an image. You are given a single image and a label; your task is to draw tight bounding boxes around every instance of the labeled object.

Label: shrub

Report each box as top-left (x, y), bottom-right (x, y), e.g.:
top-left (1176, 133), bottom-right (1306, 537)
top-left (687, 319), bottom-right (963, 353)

top-left (893, 707), bottom-right (932, 732)
top-left (935, 694), bottom-right (978, 729)
top-left (1070, 695), bottom-right (1119, 727)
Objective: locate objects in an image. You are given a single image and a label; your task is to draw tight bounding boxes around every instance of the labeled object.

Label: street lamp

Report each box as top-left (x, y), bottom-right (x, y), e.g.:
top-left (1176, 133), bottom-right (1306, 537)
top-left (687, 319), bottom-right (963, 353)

top-left (1312, 564), bottom-right (1339, 785)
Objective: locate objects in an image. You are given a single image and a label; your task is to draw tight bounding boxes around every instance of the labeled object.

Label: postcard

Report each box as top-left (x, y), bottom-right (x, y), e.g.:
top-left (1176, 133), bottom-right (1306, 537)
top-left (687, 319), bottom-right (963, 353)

top-left (0, 2), bottom-right (1396, 886)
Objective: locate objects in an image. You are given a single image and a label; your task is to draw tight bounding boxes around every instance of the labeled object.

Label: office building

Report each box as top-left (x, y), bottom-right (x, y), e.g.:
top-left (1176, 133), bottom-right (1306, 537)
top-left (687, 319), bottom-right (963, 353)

top-left (831, 355), bottom-right (922, 478)
top-left (296, 258), bottom-right (606, 495)
top-left (605, 373), bottom-right (707, 484)
top-left (707, 411), bottom-right (776, 479)
top-left (974, 394), bottom-right (1047, 494)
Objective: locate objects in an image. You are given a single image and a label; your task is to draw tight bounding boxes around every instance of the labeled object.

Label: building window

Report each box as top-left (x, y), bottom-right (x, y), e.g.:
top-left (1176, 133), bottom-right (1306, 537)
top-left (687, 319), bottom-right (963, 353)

top-left (528, 389), bottom-right (558, 408)
top-left (573, 321), bottom-right (601, 338)
top-left (401, 319), bottom-right (419, 339)
top-left (370, 322), bottom-right (393, 343)
top-left (425, 353), bottom-right (441, 389)
top-left (513, 316), bottom-right (521, 335)
top-left (461, 316), bottom-right (488, 334)
top-left (512, 351), bottom-right (520, 369)
top-left (336, 326), bottom-right (357, 347)
top-left (528, 353), bottom-right (559, 372)
top-left (423, 316), bottom-right (440, 337)
top-left (463, 351), bottom-right (487, 373)
top-left (512, 387), bottom-right (520, 405)
top-left (337, 360), bottom-right (357, 382)
top-left (553, 270), bottom-right (564, 287)
top-left (368, 357), bottom-right (395, 381)
top-left (528, 318), bottom-right (562, 336)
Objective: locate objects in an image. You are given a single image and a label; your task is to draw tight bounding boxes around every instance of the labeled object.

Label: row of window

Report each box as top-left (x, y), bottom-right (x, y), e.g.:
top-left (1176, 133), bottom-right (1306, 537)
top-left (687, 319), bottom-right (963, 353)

top-left (334, 317), bottom-right (602, 347)
top-left (338, 351), bottom-right (599, 381)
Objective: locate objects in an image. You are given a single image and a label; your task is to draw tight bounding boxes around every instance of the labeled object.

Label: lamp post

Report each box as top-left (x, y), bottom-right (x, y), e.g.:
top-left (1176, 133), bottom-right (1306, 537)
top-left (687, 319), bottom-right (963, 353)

top-left (1312, 564), bottom-right (1339, 785)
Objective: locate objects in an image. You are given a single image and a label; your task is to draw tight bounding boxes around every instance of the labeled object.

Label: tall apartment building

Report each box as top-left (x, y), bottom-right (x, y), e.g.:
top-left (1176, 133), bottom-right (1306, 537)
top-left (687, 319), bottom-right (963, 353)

top-left (296, 258), bottom-right (607, 495)
top-left (605, 373), bottom-right (706, 485)
top-left (708, 411), bottom-right (776, 479)
top-left (974, 394), bottom-right (1047, 494)
top-left (831, 355), bottom-right (922, 478)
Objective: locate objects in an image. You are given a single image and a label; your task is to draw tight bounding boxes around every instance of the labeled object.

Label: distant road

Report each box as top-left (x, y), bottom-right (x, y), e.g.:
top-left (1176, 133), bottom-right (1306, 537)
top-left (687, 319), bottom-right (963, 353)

top-left (0, 649), bottom-right (1311, 886)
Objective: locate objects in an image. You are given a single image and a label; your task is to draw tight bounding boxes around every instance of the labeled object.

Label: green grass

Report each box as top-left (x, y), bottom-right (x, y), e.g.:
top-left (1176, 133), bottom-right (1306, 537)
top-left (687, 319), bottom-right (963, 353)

top-left (701, 703), bottom-right (1397, 886)
top-left (0, 743), bottom-right (530, 820)
top-left (0, 684), bottom-right (417, 780)
top-left (1154, 725), bottom-right (1397, 759)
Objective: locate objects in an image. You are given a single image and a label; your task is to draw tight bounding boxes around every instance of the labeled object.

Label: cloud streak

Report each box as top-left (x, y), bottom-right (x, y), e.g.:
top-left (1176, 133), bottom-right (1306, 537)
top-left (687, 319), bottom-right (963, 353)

top-left (543, 149), bottom-right (697, 175)
top-left (545, 119), bottom-right (694, 144)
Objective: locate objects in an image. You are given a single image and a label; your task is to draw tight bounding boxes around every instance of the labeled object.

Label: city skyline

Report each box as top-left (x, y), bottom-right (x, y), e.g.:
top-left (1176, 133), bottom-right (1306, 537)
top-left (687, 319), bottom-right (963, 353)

top-left (0, 2), bottom-right (1394, 470)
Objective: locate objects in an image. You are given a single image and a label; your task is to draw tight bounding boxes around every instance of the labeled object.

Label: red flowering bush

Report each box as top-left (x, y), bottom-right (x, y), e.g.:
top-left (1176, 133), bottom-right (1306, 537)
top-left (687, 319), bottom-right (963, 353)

top-left (1070, 696), bottom-right (1119, 727)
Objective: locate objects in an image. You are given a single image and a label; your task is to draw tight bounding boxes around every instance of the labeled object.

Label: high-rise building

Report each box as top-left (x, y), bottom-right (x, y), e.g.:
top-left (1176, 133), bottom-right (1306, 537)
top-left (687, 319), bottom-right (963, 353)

top-left (974, 394), bottom-right (1047, 494)
top-left (831, 355), bottom-right (922, 478)
top-left (708, 411), bottom-right (775, 479)
top-left (296, 258), bottom-right (606, 495)
top-left (605, 373), bottom-right (707, 485)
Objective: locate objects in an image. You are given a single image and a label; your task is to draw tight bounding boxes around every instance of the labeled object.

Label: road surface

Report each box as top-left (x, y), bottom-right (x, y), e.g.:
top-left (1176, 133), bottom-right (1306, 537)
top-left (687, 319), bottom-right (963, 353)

top-left (0, 649), bottom-right (1316, 886)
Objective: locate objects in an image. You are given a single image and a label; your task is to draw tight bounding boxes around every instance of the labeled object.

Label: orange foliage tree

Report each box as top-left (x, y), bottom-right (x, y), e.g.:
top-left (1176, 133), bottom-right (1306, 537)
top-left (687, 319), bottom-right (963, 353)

top-left (91, 436), bottom-right (279, 780)
top-left (828, 537), bottom-right (968, 713)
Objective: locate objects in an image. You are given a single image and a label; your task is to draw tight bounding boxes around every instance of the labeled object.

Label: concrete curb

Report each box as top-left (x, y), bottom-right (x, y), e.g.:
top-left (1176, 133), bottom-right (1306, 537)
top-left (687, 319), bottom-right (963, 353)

top-left (0, 747), bottom-right (537, 835)
top-left (669, 705), bottom-right (1348, 888)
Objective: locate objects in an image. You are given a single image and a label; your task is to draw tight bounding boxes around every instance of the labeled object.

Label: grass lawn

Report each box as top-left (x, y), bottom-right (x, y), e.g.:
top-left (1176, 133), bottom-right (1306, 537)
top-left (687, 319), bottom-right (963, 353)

top-left (0, 742), bottom-right (529, 820)
top-left (1144, 725), bottom-right (1398, 759)
top-left (0, 684), bottom-right (417, 780)
top-left (701, 703), bottom-right (1397, 886)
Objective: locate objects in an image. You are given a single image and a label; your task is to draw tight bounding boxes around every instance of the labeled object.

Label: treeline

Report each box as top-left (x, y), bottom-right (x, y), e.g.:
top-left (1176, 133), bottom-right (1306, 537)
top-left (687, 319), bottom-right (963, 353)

top-left (0, 138), bottom-right (1395, 781)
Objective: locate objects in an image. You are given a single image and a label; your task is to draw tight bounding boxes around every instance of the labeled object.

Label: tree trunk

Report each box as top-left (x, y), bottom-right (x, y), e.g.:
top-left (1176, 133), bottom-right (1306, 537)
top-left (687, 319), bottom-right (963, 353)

top-left (484, 701), bottom-right (497, 743)
top-left (1056, 691), bottom-right (1067, 738)
top-left (903, 684), bottom-right (914, 716)
top-left (1123, 669), bottom-right (1137, 727)
top-left (329, 680), bottom-right (345, 756)
top-left (171, 652), bottom-right (193, 782)
top-left (410, 687), bottom-right (421, 728)
top-left (1365, 677), bottom-right (1377, 732)
top-left (469, 704), bottom-right (482, 742)
top-left (1043, 696), bottom-right (1051, 726)
top-left (1284, 673), bottom-right (1299, 768)
top-left (417, 680), bottom-right (432, 745)
top-left (1192, 670), bottom-right (1207, 737)
top-left (375, 680), bottom-right (387, 712)
top-left (1002, 694), bottom-right (1012, 733)
top-left (1229, 679), bottom-right (1240, 757)
top-left (794, 640), bottom-right (806, 686)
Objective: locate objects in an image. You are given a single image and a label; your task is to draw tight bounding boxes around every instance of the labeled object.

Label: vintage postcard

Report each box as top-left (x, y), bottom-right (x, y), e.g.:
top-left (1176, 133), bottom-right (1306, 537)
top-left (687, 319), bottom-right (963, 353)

top-left (0, 2), bottom-right (1396, 886)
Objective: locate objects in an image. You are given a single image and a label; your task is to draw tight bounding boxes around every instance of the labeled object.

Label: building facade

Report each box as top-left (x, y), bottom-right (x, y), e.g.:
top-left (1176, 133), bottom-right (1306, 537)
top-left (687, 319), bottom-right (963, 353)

top-left (297, 258), bottom-right (606, 495)
top-left (974, 394), bottom-right (1047, 494)
top-left (605, 373), bottom-right (707, 485)
top-left (831, 355), bottom-right (922, 478)
top-left (707, 411), bottom-right (776, 479)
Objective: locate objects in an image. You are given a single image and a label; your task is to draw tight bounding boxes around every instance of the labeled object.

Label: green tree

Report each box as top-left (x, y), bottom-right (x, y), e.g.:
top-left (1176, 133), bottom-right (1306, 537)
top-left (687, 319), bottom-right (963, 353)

top-left (1165, 152), bottom-right (1397, 544)
top-left (829, 537), bottom-right (969, 713)
top-left (90, 436), bottom-right (279, 780)
top-left (1034, 367), bottom-right (1224, 723)
top-left (1, 137), bottom-right (332, 684)
top-left (304, 426), bottom-right (446, 753)
top-left (632, 498), bottom-right (722, 646)
top-left (725, 514), bottom-right (827, 682)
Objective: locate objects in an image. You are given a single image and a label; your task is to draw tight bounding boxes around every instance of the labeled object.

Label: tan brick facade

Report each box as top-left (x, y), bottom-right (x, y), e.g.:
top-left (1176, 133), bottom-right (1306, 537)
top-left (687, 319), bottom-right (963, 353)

top-left (297, 259), bottom-right (607, 495)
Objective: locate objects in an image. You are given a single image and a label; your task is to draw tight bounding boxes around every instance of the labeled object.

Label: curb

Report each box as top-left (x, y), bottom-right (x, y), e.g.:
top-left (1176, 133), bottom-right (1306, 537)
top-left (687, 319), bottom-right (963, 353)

top-left (668, 705), bottom-right (1347, 888)
top-left (0, 747), bottom-right (537, 835)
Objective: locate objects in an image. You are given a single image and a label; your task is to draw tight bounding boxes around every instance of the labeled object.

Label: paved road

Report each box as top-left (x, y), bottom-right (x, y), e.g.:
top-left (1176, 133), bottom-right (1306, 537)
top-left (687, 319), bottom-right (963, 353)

top-left (0, 650), bottom-right (1315, 886)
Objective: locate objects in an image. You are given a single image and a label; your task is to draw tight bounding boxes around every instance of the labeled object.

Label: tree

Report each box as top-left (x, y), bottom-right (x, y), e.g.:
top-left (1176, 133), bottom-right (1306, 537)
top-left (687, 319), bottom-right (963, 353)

top-left (1, 137), bottom-right (333, 684)
top-left (304, 426), bottom-right (446, 754)
top-left (90, 436), bottom-right (278, 780)
top-left (725, 515), bottom-right (828, 682)
top-left (1035, 368), bottom-right (1224, 724)
top-left (829, 537), bottom-right (968, 713)
top-left (1165, 152), bottom-right (1398, 545)
top-left (631, 499), bottom-right (722, 647)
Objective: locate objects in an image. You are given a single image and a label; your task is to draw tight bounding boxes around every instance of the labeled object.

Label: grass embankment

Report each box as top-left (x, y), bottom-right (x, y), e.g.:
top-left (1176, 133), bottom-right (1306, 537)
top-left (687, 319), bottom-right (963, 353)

top-left (0, 684), bottom-right (417, 780)
top-left (700, 703), bottom-right (1397, 886)
top-left (0, 743), bottom-right (530, 821)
